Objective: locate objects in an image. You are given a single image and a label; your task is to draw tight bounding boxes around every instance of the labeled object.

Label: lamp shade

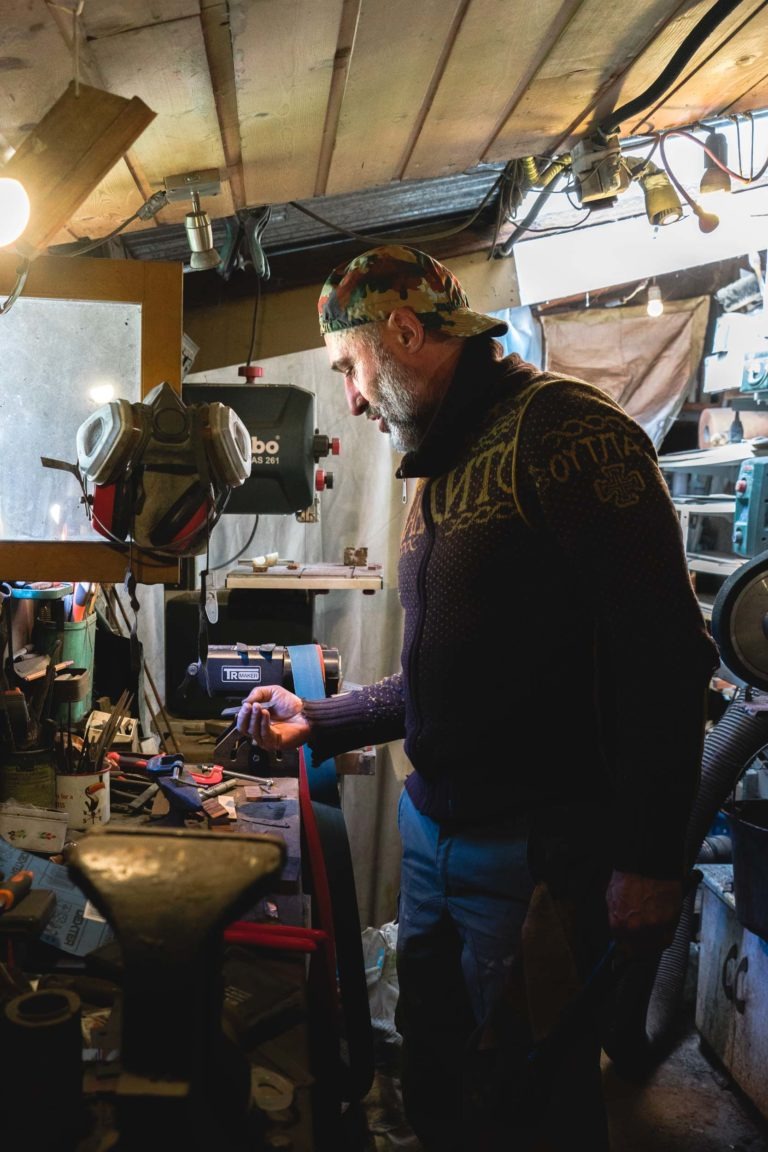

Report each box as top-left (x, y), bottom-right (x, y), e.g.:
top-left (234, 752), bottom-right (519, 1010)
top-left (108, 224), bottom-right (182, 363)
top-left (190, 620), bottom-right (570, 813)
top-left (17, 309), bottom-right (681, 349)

top-left (642, 172), bottom-right (683, 227)
top-left (700, 131), bottom-right (731, 196)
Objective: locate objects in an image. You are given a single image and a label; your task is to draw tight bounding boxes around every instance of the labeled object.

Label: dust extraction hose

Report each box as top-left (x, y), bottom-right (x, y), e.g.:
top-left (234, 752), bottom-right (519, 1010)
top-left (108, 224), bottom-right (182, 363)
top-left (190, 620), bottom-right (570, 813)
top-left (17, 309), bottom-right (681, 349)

top-left (603, 686), bottom-right (768, 1075)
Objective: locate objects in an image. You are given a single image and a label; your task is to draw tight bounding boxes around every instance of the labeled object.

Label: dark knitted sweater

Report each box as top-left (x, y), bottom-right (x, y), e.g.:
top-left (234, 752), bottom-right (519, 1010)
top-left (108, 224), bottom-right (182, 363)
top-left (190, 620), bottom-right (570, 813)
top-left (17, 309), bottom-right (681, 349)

top-left (303, 339), bottom-right (720, 878)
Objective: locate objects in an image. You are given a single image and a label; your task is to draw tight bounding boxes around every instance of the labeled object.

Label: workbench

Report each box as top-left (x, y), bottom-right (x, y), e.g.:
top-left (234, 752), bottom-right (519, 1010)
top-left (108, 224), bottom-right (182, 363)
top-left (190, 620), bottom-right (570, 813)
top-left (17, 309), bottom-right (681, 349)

top-left (0, 773), bottom-right (321, 1151)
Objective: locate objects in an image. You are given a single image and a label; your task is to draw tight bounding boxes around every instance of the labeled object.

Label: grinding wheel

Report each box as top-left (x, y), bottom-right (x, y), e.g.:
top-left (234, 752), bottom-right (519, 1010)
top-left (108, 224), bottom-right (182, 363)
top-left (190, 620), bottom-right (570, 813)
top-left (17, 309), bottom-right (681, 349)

top-left (711, 550), bottom-right (768, 689)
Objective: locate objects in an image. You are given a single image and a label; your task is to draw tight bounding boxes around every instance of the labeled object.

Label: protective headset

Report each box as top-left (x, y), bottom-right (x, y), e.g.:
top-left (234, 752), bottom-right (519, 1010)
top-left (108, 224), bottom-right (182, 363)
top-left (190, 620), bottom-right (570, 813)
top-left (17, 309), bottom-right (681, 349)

top-left (75, 381), bottom-right (251, 557)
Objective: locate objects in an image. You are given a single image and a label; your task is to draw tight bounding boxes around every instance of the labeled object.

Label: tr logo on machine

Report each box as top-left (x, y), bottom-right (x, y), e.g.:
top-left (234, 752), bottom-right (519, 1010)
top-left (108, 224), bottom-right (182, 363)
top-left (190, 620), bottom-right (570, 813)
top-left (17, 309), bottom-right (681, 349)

top-left (221, 666), bottom-right (263, 684)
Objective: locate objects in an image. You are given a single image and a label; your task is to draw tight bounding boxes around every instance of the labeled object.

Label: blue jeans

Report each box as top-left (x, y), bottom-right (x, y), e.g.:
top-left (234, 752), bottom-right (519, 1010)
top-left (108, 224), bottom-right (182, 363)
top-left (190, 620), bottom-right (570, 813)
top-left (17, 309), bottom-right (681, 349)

top-left (394, 788), bottom-right (611, 1152)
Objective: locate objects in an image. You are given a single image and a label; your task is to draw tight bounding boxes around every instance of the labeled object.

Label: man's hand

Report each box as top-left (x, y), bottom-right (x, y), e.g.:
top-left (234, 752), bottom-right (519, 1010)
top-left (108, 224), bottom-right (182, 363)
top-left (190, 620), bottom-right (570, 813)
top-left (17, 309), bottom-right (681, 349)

top-left (236, 685), bottom-right (310, 751)
top-left (606, 871), bottom-right (684, 959)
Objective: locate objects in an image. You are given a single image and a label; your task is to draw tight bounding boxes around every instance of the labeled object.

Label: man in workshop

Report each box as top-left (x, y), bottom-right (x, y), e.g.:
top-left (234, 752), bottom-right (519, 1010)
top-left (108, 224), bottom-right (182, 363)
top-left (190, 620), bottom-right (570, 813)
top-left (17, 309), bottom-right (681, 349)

top-left (236, 243), bottom-right (720, 1150)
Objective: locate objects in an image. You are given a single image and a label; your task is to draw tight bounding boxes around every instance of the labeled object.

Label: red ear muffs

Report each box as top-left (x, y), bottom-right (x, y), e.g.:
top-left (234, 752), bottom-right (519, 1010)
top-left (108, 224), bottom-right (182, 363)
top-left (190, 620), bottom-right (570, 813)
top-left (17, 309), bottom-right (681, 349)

top-left (149, 482), bottom-right (212, 553)
top-left (92, 475), bottom-right (134, 543)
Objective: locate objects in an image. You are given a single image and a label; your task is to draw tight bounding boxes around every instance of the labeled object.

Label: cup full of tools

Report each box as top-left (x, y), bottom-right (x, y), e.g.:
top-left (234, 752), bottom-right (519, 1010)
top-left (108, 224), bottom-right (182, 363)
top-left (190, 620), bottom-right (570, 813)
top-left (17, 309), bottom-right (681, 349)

top-left (55, 764), bottom-right (110, 831)
top-left (51, 689), bottom-right (132, 832)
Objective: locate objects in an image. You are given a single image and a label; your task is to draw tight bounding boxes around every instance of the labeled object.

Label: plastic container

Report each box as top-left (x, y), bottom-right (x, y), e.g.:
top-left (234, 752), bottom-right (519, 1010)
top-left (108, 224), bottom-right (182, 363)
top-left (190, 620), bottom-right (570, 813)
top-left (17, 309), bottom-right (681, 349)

top-left (724, 799), bottom-right (768, 940)
top-left (0, 747), bottom-right (56, 807)
top-left (33, 612), bottom-right (97, 724)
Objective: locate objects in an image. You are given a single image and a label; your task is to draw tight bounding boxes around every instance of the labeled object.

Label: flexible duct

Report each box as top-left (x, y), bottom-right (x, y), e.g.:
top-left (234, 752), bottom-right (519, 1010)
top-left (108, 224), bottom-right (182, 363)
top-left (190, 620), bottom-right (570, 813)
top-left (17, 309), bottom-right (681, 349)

top-left (603, 686), bottom-right (768, 1075)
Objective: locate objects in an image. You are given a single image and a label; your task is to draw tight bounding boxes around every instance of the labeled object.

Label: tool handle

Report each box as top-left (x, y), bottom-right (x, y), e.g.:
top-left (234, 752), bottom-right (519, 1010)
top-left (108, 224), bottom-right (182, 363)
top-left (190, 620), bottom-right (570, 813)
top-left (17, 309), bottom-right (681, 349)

top-left (0, 869), bottom-right (34, 913)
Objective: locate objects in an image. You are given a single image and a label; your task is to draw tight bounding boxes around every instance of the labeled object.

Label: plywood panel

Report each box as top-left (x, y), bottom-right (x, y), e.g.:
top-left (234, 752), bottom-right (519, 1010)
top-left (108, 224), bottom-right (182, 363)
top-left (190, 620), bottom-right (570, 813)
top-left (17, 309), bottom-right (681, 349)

top-left (619, 0), bottom-right (768, 133)
top-left (55, 160), bottom-right (156, 247)
top-left (89, 15), bottom-right (234, 225)
top-left (0, 0), bottom-right (76, 147)
top-left (326, 0), bottom-right (455, 195)
top-left (81, 0), bottom-right (198, 37)
top-left (231, 0), bottom-right (344, 204)
top-left (406, 0), bottom-right (561, 180)
top-left (488, 0), bottom-right (680, 160)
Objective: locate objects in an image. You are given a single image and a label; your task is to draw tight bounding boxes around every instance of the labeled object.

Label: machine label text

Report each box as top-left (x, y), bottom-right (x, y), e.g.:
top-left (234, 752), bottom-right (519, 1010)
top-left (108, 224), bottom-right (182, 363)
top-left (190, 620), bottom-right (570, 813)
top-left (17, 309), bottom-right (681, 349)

top-left (222, 667), bottom-right (263, 683)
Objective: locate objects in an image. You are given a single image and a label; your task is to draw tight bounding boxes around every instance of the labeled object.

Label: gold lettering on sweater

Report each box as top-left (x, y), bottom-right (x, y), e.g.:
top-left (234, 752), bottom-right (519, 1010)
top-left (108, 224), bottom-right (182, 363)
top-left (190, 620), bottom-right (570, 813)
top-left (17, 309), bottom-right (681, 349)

top-left (536, 413), bottom-right (647, 506)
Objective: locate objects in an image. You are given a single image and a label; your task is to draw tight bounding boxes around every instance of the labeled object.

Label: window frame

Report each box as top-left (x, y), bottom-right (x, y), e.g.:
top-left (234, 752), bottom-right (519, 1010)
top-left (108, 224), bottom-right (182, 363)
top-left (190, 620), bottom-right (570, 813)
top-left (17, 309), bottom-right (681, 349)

top-left (0, 252), bottom-right (183, 584)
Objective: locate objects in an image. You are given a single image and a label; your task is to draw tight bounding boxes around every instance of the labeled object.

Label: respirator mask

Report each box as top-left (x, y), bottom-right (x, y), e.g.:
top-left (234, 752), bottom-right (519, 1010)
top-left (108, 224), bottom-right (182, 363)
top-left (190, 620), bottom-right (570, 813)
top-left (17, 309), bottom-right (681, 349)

top-left (71, 381), bottom-right (251, 558)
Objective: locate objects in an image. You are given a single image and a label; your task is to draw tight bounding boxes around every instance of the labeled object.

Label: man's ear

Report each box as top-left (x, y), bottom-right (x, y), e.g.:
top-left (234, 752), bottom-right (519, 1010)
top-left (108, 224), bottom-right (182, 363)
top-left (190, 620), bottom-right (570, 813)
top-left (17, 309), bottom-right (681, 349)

top-left (387, 306), bottom-right (425, 352)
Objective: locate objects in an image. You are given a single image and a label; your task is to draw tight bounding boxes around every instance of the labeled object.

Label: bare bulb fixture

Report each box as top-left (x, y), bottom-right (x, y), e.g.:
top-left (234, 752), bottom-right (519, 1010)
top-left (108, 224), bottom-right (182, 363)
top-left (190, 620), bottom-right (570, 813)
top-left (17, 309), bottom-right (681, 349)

top-left (0, 177), bottom-right (31, 247)
top-left (647, 283), bottom-right (664, 318)
top-left (184, 190), bottom-right (221, 271)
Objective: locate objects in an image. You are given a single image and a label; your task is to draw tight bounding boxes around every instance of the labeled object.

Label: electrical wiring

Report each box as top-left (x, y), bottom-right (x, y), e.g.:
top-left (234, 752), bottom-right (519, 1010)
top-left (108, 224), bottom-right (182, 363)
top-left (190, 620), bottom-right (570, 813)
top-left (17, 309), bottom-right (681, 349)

top-left (598, 0), bottom-right (749, 135)
top-left (49, 190), bottom-right (170, 257)
top-left (659, 127), bottom-right (768, 185)
top-left (289, 169), bottom-right (506, 247)
top-left (0, 258), bottom-right (30, 316)
top-left (207, 516), bottom-right (260, 573)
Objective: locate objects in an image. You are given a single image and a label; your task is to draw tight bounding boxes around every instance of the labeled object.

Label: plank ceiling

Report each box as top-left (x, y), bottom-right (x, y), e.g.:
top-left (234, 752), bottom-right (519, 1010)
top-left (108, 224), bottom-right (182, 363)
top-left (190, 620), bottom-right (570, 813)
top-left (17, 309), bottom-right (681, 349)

top-left (2, 0), bottom-right (768, 284)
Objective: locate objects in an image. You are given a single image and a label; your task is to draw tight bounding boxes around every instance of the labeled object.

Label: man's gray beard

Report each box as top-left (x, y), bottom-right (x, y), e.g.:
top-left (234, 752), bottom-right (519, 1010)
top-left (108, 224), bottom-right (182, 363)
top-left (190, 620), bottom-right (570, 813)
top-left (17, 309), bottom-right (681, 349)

top-left (370, 344), bottom-right (425, 453)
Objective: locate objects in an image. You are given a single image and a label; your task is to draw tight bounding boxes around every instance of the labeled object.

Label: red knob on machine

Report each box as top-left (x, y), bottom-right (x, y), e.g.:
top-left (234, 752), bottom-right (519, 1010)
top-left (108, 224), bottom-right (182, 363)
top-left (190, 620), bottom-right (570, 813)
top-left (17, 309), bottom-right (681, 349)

top-left (331, 437), bottom-right (340, 455)
top-left (315, 469), bottom-right (327, 491)
top-left (238, 364), bottom-right (264, 381)
top-left (735, 479), bottom-right (748, 493)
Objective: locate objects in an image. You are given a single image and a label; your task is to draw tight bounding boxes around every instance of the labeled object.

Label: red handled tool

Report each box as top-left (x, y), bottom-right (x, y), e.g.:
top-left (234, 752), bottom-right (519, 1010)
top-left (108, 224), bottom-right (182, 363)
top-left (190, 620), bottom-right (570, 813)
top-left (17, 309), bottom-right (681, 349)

top-left (0, 870), bottom-right (34, 914)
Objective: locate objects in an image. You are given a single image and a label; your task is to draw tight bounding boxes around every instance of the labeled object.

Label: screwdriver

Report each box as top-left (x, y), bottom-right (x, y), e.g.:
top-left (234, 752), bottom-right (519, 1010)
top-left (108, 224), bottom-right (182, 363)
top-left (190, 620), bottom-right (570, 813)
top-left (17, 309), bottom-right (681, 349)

top-left (0, 869), bottom-right (33, 914)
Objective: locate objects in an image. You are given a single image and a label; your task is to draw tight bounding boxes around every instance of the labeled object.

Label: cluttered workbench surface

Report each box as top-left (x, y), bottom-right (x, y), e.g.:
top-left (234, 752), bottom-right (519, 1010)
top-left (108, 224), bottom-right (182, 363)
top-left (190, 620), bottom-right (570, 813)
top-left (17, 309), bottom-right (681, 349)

top-left (0, 736), bottom-right (325, 1152)
top-left (1, 587), bottom-right (372, 1150)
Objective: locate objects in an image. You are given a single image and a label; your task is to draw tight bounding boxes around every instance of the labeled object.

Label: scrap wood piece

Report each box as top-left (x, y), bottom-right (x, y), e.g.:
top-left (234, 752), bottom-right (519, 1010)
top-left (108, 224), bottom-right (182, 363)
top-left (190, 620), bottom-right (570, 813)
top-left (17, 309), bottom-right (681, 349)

top-left (202, 796), bottom-right (230, 825)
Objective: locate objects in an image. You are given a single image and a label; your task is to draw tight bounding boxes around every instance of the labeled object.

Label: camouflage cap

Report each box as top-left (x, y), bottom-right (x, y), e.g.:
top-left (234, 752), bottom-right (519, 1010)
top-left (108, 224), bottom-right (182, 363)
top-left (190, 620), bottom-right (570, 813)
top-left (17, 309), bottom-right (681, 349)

top-left (318, 244), bottom-right (508, 339)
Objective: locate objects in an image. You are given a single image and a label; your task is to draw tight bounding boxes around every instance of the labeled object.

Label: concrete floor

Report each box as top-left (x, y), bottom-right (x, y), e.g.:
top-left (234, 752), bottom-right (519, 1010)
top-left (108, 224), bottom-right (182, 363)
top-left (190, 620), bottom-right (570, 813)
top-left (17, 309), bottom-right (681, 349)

top-left (363, 1003), bottom-right (768, 1151)
top-left (603, 1012), bottom-right (768, 1152)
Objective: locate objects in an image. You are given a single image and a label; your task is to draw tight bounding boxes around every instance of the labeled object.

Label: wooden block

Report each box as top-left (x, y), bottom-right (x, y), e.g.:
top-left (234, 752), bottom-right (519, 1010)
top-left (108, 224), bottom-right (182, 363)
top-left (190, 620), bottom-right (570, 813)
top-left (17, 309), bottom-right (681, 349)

top-left (5, 81), bottom-right (156, 256)
top-left (202, 797), bottom-right (230, 825)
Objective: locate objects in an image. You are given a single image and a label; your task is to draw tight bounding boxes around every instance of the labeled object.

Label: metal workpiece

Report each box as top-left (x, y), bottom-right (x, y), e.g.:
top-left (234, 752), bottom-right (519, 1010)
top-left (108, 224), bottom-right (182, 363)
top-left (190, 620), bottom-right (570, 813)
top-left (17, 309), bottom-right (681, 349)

top-left (64, 825), bottom-right (287, 1145)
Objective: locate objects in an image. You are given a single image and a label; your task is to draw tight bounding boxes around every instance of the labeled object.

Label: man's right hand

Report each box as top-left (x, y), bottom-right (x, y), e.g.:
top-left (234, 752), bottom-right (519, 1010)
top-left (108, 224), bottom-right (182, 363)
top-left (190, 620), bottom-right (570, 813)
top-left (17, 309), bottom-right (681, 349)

top-left (235, 685), bottom-right (310, 751)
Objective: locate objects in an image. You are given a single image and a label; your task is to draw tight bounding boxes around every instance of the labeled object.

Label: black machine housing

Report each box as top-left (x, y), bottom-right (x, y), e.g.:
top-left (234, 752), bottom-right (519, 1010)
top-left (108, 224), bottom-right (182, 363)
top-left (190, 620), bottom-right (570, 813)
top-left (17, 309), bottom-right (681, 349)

top-left (171, 641), bottom-right (341, 719)
top-left (182, 378), bottom-right (336, 516)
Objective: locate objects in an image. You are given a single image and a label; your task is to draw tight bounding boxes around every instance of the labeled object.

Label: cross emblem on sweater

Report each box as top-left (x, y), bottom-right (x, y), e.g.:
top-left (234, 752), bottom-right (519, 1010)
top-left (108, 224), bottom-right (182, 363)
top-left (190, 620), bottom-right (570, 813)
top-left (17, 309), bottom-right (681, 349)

top-left (594, 463), bottom-right (645, 507)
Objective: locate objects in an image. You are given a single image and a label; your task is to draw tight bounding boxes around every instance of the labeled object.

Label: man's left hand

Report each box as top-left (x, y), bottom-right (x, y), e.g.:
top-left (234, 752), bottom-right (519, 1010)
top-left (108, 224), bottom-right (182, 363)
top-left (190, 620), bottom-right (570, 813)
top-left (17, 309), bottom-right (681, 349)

top-left (606, 871), bottom-right (683, 959)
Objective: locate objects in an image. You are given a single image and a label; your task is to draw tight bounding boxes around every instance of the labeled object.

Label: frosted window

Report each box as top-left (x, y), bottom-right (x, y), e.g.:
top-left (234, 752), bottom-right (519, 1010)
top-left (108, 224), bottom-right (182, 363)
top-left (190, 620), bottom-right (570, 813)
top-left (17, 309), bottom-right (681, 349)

top-left (0, 297), bottom-right (141, 542)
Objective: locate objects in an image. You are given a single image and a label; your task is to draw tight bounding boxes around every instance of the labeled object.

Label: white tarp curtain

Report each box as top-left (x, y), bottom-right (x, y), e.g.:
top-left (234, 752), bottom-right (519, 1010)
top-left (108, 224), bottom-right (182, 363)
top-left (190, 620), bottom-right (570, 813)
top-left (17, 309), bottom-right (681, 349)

top-left (539, 296), bottom-right (711, 447)
top-left (127, 298), bottom-right (708, 927)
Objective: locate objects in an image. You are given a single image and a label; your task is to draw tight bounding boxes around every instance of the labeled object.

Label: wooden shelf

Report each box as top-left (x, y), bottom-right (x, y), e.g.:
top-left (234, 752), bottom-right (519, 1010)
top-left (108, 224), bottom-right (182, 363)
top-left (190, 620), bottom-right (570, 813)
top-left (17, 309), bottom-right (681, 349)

top-left (687, 553), bottom-right (744, 576)
top-left (660, 442), bottom-right (760, 470)
top-left (672, 497), bottom-right (735, 515)
top-left (226, 563), bottom-right (384, 593)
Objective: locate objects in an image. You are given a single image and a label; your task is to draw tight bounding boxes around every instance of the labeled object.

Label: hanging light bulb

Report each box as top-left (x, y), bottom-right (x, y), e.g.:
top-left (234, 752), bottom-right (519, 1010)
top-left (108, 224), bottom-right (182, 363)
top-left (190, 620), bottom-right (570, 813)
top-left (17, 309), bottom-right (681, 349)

top-left (0, 177), bottom-right (31, 247)
top-left (647, 282), bottom-right (664, 318)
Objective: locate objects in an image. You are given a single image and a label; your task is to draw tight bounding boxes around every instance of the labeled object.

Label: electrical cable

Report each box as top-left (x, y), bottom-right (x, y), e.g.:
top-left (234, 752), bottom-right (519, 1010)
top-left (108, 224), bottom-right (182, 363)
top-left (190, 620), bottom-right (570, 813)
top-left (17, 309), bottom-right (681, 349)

top-left (494, 164), bottom-right (573, 256)
top-left (246, 275), bottom-right (262, 365)
top-left (598, 0), bottom-right (751, 135)
top-left (660, 126), bottom-right (767, 184)
top-left (288, 169), bottom-right (506, 246)
top-left (208, 516), bottom-right (260, 572)
top-left (48, 190), bottom-right (169, 257)
top-left (0, 258), bottom-right (30, 316)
